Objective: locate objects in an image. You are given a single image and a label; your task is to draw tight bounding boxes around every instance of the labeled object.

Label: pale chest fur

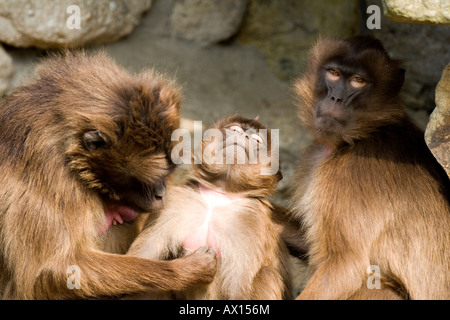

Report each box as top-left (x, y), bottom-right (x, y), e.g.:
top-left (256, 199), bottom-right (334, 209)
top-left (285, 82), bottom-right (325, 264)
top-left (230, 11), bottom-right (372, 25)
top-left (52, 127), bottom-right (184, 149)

top-left (181, 186), bottom-right (245, 255)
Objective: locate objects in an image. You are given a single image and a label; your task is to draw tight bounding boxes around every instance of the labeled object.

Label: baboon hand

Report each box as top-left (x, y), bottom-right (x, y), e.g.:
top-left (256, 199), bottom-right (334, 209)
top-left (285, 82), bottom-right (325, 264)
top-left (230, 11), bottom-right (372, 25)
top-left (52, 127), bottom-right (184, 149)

top-left (177, 246), bottom-right (217, 286)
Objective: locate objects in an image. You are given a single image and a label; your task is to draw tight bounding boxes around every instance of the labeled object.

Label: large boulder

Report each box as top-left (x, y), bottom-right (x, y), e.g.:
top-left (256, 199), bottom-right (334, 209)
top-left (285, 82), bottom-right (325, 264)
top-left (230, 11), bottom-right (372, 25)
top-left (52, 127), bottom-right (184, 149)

top-left (367, 0), bottom-right (450, 112)
top-left (171, 0), bottom-right (248, 45)
top-left (425, 64), bottom-right (450, 178)
top-left (382, 0), bottom-right (450, 25)
top-left (0, 0), bottom-right (152, 48)
top-left (0, 44), bottom-right (13, 96)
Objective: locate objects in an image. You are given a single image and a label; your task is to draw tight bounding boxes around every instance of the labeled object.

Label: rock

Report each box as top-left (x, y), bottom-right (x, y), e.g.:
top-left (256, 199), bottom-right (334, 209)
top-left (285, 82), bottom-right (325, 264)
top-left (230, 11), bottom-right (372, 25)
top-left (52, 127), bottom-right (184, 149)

top-left (382, 0), bottom-right (450, 25)
top-left (0, 0), bottom-right (152, 48)
top-left (0, 44), bottom-right (13, 96)
top-left (425, 64), bottom-right (450, 178)
top-left (367, 0), bottom-right (450, 111)
top-left (171, 0), bottom-right (248, 45)
top-left (238, 0), bottom-right (359, 80)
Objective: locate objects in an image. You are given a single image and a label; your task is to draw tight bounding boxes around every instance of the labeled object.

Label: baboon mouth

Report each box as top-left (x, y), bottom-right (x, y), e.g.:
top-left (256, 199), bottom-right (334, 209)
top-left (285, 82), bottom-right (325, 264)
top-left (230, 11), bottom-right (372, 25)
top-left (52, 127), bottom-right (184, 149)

top-left (99, 200), bottom-right (139, 234)
top-left (315, 115), bottom-right (346, 133)
top-left (218, 144), bottom-right (250, 163)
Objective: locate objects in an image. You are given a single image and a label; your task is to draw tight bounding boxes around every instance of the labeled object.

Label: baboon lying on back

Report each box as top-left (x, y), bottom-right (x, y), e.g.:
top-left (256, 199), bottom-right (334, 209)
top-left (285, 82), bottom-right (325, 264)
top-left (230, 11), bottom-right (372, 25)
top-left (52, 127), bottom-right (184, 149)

top-left (128, 115), bottom-right (292, 300)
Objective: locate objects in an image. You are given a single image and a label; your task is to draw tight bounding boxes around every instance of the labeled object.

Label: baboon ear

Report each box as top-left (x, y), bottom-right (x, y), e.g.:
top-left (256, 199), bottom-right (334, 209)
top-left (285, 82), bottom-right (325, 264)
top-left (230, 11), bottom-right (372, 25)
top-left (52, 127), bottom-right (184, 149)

top-left (395, 68), bottom-right (406, 93)
top-left (82, 130), bottom-right (110, 151)
top-left (139, 69), bottom-right (182, 112)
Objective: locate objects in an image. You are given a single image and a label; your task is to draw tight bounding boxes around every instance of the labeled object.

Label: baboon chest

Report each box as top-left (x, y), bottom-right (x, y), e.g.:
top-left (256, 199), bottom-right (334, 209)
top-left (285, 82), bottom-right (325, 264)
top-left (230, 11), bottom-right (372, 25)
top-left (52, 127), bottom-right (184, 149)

top-left (181, 186), bottom-right (242, 255)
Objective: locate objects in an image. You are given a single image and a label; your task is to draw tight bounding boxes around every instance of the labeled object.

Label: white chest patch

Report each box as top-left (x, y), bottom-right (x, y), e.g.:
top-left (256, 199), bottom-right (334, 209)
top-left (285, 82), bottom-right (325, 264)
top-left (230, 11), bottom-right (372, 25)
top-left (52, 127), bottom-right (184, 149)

top-left (181, 185), bottom-right (241, 255)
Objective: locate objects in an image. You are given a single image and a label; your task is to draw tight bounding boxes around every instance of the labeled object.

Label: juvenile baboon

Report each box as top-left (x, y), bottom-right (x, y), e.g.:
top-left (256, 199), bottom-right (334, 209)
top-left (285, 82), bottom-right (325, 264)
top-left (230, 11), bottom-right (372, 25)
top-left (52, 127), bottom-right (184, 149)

top-left (0, 51), bottom-right (216, 299)
top-left (128, 115), bottom-right (292, 300)
top-left (290, 36), bottom-right (450, 300)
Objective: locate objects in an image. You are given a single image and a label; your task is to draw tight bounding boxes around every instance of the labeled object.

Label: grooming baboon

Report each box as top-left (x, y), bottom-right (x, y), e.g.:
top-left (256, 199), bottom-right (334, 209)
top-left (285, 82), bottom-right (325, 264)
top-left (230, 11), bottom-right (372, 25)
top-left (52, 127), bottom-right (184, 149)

top-left (128, 115), bottom-right (292, 300)
top-left (290, 36), bottom-right (450, 300)
top-left (0, 51), bottom-right (216, 299)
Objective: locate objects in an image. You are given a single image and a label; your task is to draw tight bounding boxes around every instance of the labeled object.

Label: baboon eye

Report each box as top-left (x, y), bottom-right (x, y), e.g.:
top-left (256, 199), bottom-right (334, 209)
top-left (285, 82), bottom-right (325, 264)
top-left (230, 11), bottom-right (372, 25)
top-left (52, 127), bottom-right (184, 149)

top-left (82, 130), bottom-right (109, 151)
top-left (154, 182), bottom-right (166, 201)
top-left (350, 76), bottom-right (367, 88)
top-left (326, 69), bottom-right (340, 81)
top-left (229, 125), bottom-right (244, 133)
top-left (250, 133), bottom-right (263, 144)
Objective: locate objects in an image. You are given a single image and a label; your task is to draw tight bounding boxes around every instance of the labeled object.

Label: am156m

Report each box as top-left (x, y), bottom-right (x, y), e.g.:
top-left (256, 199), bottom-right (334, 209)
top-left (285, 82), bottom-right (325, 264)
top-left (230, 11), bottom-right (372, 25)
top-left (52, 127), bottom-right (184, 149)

top-left (223, 304), bottom-right (269, 315)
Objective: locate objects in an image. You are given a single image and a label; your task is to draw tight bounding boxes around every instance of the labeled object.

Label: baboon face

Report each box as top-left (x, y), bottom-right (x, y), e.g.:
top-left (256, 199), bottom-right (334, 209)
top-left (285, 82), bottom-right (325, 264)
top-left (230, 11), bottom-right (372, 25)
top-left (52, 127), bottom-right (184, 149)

top-left (67, 91), bottom-right (178, 215)
top-left (298, 36), bottom-right (405, 147)
top-left (212, 116), bottom-right (270, 166)
top-left (199, 116), bottom-right (275, 176)
top-left (52, 53), bottom-right (182, 228)
top-left (314, 37), bottom-right (404, 132)
top-left (76, 121), bottom-right (172, 214)
top-left (192, 115), bottom-right (281, 196)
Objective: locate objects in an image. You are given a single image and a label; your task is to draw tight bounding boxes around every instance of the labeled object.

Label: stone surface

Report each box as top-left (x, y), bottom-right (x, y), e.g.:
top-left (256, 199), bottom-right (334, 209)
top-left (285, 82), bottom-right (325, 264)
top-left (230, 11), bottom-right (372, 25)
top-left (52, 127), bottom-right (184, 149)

top-left (0, 44), bottom-right (13, 96)
top-left (366, 0), bottom-right (450, 112)
top-left (425, 64), bottom-right (450, 177)
top-left (0, 0), bottom-right (152, 48)
top-left (238, 0), bottom-right (360, 80)
top-left (171, 0), bottom-right (248, 45)
top-left (382, 0), bottom-right (450, 25)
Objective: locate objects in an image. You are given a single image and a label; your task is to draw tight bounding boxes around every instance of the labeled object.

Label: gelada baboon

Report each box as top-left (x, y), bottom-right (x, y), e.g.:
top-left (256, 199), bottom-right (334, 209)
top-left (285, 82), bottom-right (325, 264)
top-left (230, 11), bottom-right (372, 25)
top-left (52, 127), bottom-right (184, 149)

top-left (0, 51), bottom-right (216, 299)
top-left (128, 115), bottom-right (292, 299)
top-left (290, 36), bottom-right (450, 300)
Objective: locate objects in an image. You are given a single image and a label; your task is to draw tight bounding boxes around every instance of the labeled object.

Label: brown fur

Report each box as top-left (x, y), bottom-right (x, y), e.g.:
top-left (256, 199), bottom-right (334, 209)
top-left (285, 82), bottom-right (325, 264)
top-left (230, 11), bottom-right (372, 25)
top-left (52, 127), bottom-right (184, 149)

top-left (127, 116), bottom-right (292, 299)
top-left (271, 204), bottom-right (309, 261)
top-left (0, 51), bottom-right (216, 299)
top-left (290, 36), bottom-right (450, 300)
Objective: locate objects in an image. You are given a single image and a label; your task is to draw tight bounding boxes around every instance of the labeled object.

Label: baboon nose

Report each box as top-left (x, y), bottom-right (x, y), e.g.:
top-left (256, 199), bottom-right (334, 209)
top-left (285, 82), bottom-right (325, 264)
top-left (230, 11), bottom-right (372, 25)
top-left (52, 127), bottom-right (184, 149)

top-left (331, 96), bottom-right (343, 103)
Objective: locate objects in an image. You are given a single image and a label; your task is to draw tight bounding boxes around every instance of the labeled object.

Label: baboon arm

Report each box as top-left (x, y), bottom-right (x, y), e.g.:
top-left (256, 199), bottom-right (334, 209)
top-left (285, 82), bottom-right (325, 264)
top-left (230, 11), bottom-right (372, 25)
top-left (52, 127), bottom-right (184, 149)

top-left (272, 205), bottom-right (309, 260)
top-left (279, 221), bottom-right (309, 260)
top-left (127, 224), bottom-right (177, 260)
top-left (33, 248), bottom-right (216, 299)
